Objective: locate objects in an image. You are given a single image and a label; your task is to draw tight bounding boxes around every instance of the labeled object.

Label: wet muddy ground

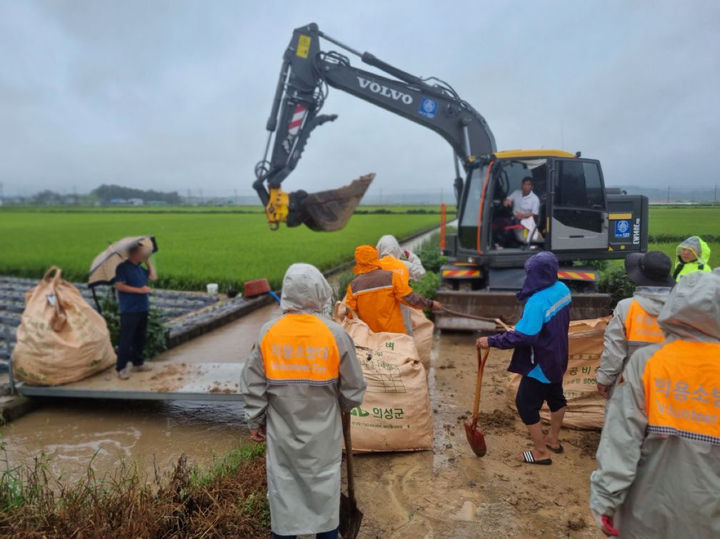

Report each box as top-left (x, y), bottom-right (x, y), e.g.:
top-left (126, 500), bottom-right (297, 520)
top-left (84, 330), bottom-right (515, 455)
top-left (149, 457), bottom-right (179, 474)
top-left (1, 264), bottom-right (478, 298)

top-left (352, 334), bottom-right (602, 538)
top-left (0, 297), bottom-right (602, 537)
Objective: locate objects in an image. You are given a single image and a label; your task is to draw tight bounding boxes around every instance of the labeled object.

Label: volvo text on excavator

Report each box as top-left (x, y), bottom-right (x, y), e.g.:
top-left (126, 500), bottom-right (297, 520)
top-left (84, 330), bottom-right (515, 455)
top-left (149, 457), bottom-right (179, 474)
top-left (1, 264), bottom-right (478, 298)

top-left (253, 23), bottom-right (649, 327)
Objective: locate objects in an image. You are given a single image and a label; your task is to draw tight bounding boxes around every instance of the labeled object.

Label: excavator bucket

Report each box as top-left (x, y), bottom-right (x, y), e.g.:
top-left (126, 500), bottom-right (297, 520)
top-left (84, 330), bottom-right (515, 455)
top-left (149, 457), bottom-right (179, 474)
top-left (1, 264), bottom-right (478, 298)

top-left (300, 173), bottom-right (375, 231)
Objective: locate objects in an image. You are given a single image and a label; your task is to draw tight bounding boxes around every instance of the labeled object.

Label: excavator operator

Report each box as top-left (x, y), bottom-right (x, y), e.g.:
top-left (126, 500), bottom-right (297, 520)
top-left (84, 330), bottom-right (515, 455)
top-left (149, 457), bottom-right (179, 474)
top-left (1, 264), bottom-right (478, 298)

top-left (500, 177), bottom-right (541, 247)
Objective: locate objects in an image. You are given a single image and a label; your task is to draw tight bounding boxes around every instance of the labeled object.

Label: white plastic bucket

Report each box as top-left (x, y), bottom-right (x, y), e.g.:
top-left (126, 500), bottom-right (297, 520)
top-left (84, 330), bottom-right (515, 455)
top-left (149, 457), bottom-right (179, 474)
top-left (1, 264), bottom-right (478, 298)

top-left (206, 283), bottom-right (219, 295)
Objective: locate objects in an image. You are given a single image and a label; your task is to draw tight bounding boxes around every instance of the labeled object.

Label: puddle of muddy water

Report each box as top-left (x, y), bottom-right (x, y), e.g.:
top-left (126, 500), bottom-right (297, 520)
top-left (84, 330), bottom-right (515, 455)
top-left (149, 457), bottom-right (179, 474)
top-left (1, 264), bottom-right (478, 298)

top-left (0, 398), bottom-right (247, 481)
top-left (0, 303), bottom-right (282, 481)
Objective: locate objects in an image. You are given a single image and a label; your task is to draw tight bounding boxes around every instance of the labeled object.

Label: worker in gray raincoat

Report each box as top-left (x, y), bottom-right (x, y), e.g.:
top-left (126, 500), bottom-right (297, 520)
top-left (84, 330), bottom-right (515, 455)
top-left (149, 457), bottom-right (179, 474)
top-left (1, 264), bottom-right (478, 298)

top-left (596, 251), bottom-right (675, 398)
top-left (240, 264), bottom-right (367, 539)
top-left (590, 270), bottom-right (720, 537)
top-left (376, 234), bottom-right (426, 282)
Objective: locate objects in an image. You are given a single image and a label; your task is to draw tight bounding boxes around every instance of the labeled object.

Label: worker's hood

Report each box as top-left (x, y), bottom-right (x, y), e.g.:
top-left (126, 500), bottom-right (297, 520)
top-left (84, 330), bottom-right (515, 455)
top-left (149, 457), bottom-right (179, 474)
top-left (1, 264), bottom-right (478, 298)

top-left (676, 236), bottom-right (711, 266)
top-left (353, 245), bottom-right (382, 275)
top-left (658, 271), bottom-right (720, 343)
top-left (517, 251), bottom-right (559, 301)
top-left (633, 286), bottom-right (672, 317)
top-left (376, 235), bottom-right (403, 259)
top-left (280, 263), bottom-right (332, 317)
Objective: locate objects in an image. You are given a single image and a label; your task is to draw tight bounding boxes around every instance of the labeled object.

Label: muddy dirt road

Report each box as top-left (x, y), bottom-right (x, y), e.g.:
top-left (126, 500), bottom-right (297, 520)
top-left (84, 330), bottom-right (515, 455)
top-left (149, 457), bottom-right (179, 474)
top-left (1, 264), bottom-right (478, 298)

top-left (1, 301), bottom-right (602, 537)
top-left (352, 333), bottom-right (601, 538)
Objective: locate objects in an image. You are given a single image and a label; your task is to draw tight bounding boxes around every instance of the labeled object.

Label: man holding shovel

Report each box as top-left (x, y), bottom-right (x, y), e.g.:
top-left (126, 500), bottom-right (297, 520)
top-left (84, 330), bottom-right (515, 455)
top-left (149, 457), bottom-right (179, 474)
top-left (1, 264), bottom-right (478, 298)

top-left (477, 252), bottom-right (571, 465)
top-left (240, 263), bottom-right (366, 539)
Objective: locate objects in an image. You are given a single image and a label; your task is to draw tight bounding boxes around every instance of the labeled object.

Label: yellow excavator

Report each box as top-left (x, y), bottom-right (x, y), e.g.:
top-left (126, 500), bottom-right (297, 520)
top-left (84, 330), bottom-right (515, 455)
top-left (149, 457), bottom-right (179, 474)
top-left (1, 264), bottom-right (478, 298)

top-left (253, 23), bottom-right (648, 326)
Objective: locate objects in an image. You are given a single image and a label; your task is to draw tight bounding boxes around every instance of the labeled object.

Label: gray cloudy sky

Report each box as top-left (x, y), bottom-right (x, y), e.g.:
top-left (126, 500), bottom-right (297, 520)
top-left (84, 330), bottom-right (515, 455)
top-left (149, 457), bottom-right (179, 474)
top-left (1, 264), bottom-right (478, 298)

top-left (1, 0), bottom-right (719, 198)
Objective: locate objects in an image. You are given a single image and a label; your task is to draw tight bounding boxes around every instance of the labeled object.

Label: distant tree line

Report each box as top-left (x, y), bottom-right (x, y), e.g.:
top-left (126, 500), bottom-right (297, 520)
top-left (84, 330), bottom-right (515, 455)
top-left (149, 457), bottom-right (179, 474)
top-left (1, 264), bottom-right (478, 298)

top-left (91, 184), bottom-right (181, 204)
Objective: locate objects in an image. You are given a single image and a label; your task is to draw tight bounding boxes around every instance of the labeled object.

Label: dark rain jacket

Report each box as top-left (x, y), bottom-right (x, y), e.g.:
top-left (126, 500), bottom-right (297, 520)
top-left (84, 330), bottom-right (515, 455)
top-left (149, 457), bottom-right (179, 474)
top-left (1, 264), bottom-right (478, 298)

top-left (488, 252), bottom-right (572, 383)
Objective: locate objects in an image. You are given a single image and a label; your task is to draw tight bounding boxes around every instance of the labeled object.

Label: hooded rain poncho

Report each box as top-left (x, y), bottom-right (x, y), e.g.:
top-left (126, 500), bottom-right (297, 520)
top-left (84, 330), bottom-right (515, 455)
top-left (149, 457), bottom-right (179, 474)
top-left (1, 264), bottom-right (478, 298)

top-left (376, 234), bottom-right (426, 281)
top-left (597, 286), bottom-right (672, 388)
top-left (673, 235), bottom-right (712, 279)
top-left (488, 252), bottom-right (572, 383)
top-left (240, 263), bottom-right (366, 536)
top-left (590, 271), bottom-right (720, 538)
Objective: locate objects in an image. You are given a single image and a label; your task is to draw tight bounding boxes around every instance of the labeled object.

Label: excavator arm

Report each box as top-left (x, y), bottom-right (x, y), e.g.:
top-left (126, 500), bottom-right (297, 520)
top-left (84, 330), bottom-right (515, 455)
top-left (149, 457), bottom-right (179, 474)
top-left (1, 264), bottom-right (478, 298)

top-left (254, 22), bottom-right (497, 230)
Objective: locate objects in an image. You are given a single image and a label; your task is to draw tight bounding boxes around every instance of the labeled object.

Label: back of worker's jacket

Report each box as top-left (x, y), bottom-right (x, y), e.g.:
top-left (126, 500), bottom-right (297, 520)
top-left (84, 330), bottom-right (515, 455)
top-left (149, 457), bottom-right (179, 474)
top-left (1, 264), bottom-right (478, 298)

top-left (240, 264), bottom-right (366, 537)
top-left (591, 272), bottom-right (720, 538)
top-left (346, 268), bottom-right (431, 334)
top-left (597, 287), bottom-right (671, 388)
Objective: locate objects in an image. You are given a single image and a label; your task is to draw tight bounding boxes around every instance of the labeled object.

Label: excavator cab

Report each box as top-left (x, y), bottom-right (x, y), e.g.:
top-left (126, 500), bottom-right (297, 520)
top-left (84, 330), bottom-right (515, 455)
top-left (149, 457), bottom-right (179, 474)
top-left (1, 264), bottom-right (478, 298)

top-left (458, 150), bottom-right (617, 256)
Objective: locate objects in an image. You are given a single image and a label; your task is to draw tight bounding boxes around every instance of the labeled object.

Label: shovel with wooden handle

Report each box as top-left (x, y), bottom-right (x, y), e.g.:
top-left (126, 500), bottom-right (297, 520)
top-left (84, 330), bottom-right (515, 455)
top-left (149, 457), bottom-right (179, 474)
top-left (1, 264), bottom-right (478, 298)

top-left (339, 411), bottom-right (363, 539)
top-left (439, 306), bottom-right (512, 332)
top-left (465, 348), bottom-right (490, 457)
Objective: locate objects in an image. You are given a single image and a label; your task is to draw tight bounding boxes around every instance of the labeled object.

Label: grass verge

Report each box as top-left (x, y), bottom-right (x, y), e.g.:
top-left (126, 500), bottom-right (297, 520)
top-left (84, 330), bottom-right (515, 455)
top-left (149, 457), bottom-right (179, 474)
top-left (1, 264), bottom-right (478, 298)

top-left (0, 443), bottom-right (269, 538)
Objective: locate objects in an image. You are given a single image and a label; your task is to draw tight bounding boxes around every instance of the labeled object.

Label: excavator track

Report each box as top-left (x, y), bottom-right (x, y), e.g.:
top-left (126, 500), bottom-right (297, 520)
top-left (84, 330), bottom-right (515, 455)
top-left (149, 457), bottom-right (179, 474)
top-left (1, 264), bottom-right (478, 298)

top-left (434, 290), bottom-right (611, 332)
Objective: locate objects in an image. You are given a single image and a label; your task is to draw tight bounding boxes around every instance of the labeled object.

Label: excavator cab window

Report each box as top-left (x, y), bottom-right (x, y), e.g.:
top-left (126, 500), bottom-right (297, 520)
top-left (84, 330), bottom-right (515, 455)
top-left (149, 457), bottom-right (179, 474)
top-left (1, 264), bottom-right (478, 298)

top-left (550, 158), bottom-right (609, 251)
top-left (458, 165), bottom-right (489, 251)
top-left (489, 159), bottom-right (548, 250)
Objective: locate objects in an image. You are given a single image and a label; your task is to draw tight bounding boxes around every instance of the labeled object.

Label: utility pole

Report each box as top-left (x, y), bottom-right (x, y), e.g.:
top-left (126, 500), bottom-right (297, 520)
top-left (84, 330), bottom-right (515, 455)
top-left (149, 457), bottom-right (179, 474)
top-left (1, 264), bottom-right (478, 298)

top-left (715, 183), bottom-right (717, 203)
top-left (667, 186), bottom-right (670, 203)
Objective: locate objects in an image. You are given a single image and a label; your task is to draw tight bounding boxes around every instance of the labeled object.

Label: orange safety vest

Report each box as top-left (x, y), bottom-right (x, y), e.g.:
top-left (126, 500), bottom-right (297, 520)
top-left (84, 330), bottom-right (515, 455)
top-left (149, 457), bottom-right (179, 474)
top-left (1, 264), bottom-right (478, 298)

top-left (642, 340), bottom-right (720, 444)
top-left (625, 300), bottom-right (665, 344)
top-left (379, 256), bottom-right (410, 285)
top-left (260, 313), bottom-right (340, 385)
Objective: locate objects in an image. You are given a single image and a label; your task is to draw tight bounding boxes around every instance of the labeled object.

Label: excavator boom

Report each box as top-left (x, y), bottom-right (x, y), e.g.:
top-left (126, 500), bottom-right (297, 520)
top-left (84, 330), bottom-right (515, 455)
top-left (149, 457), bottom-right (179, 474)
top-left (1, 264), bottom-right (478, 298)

top-left (254, 22), bottom-right (496, 230)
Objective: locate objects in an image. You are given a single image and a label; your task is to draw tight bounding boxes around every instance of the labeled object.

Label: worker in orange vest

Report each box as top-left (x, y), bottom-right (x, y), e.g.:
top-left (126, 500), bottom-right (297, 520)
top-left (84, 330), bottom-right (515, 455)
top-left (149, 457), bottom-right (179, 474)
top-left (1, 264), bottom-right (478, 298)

top-left (376, 235), bottom-right (428, 334)
top-left (590, 270), bottom-right (720, 537)
top-left (597, 251), bottom-right (675, 398)
top-left (346, 245), bottom-right (440, 334)
top-left (240, 263), bottom-right (366, 539)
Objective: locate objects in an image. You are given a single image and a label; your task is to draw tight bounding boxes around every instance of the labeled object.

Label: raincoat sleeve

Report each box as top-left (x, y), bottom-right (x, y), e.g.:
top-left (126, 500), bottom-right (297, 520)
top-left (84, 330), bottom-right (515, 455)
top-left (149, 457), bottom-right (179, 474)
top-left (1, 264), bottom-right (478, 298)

top-left (488, 297), bottom-right (542, 348)
top-left (590, 346), bottom-right (651, 515)
top-left (239, 340), bottom-right (269, 430)
top-left (597, 300), bottom-right (630, 386)
top-left (394, 273), bottom-right (432, 309)
top-left (335, 329), bottom-right (367, 411)
top-left (404, 251), bottom-right (426, 281)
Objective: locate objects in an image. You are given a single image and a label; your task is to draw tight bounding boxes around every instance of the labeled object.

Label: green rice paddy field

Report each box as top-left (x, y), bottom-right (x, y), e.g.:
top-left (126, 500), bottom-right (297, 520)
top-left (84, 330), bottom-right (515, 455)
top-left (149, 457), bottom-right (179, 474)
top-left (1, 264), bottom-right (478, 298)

top-left (0, 209), bottom-right (444, 290)
top-left (0, 205), bottom-right (717, 291)
top-left (645, 206), bottom-right (719, 267)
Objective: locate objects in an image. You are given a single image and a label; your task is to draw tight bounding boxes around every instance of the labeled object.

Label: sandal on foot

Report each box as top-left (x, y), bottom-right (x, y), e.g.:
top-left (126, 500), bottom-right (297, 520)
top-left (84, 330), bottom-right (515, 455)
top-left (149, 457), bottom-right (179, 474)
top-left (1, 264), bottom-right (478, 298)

top-left (546, 443), bottom-right (564, 454)
top-left (522, 451), bottom-right (552, 465)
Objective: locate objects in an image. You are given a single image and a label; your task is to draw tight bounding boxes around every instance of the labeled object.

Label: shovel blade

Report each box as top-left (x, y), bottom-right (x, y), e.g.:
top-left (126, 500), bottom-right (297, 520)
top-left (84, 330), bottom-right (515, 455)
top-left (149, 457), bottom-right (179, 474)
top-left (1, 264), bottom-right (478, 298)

top-left (299, 173), bottom-right (375, 231)
top-left (464, 421), bottom-right (487, 457)
top-left (339, 493), bottom-right (363, 539)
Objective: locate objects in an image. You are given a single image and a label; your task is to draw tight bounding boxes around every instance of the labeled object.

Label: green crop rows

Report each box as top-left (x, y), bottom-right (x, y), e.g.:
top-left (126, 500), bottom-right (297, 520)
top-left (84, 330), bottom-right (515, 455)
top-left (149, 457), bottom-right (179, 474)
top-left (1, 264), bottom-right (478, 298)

top-left (0, 209), bottom-right (443, 291)
top-left (1, 205), bottom-right (716, 292)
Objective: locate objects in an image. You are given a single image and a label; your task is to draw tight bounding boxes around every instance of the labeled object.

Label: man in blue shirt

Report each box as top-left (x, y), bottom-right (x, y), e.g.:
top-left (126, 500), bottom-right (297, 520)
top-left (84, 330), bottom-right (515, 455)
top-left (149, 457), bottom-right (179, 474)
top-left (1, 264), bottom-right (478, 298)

top-left (114, 244), bottom-right (157, 379)
top-left (477, 252), bottom-right (571, 465)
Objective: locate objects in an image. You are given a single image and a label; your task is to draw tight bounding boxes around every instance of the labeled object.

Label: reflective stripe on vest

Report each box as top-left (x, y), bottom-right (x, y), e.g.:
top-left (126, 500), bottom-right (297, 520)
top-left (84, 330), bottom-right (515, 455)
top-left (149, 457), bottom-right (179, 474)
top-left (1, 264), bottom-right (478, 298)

top-left (643, 340), bottom-right (720, 445)
top-left (260, 313), bottom-right (340, 385)
top-left (625, 300), bottom-right (664, 344)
